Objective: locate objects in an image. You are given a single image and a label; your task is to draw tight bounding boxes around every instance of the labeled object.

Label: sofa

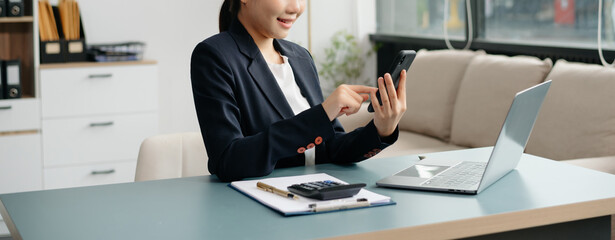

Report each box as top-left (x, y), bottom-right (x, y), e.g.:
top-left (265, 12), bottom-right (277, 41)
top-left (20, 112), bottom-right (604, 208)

top-left (338, 49), bottom-right (615, 175)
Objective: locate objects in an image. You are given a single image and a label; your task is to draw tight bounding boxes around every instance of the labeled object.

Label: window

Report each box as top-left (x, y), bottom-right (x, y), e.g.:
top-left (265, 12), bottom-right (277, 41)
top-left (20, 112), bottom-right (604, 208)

top-left (484, 0), bottom-right (615, 50)
top-left (376, 0), bottom-right (466, 40)
top-left (376, 0), bottom-right (615, 50)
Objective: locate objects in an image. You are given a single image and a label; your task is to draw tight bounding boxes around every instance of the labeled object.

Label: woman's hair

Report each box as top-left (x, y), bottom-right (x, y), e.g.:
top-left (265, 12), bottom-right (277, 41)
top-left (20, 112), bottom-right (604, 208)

top-left (219, 0), bottom-right (241, 32)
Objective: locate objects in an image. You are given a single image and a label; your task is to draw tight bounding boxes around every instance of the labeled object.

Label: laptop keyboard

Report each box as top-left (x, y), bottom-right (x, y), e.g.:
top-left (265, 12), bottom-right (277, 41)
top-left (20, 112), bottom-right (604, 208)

top-left (421, 161), bottom-right (487, 189)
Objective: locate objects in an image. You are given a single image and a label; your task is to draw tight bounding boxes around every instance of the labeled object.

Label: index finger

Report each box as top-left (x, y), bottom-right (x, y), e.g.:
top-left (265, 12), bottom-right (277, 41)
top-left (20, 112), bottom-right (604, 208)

top-left (398, 69), bottom-right (407, 103)
top-left (346, 85), bottom-right (378, 94)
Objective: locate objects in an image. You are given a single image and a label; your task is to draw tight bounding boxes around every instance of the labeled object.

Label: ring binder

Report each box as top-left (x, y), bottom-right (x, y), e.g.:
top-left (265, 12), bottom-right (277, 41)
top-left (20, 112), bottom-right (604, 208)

top-left (0, 60), bottom-right (4, 99)
top-left (7, 0), bottom-right (23, 17)
top-left (0, 0), bottom-right (6, 17)
top-left (4, 60), bottom-right (21, 99)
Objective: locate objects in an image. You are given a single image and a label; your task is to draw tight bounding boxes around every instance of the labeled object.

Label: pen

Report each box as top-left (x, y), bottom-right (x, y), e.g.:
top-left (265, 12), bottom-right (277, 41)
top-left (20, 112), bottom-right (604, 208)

top-left (257, 181), bottom-right (299, 200)
top-left (418, 156), bottom-right (426, 160)
top-left (309, 198), bottom-right (370, 212)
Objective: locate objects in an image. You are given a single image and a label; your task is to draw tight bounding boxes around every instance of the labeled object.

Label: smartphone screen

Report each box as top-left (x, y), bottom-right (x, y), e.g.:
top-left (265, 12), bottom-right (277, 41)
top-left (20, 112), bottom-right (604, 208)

top-left (368, 50), bottom-right (416, 112)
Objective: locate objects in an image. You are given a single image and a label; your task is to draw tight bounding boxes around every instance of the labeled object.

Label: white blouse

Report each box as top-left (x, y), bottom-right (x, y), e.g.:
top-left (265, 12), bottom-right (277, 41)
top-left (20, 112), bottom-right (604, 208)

top-left (267, 55), bottom-right (316, 166)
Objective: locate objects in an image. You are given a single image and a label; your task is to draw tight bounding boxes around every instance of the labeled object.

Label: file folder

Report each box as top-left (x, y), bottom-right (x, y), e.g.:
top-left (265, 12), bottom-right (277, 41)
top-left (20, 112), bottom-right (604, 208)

top-left (7, 0), bottom-right (23, 17)
top-left (4, 60), bottom-right (21, 99)
top-left (0, 60), bottom-right (4, 99)
top-left (0, 0), bottom-right (6, 17)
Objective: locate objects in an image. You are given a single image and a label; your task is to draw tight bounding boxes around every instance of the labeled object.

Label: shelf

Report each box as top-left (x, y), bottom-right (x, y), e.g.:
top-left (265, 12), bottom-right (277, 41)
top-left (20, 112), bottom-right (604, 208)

top-left (0, 16), bottom-right (34, 23)
top-left (0, 95), bottom-right (35, 101)
top-left (0, 15), bottom-right (35, 98)
top-left (40, 60), bottom-right (158, 69)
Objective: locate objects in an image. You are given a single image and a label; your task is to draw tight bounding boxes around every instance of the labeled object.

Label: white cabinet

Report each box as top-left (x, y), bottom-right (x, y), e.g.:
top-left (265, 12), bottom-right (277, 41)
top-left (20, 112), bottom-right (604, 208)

top-left (0, 98), bottom-right (42, 195)
top-left (0, 98), bottom-right (40, 132)
top-left (40, 62), bottom-right (158, 190)
top-left (44, 160), bottom-right (137, 189)
top-left (40, 64), bottom-right (158, 118)
top-left (42, 113), bottom-right (158, 167)
top-left (0, 133), bottom-right (43, 194)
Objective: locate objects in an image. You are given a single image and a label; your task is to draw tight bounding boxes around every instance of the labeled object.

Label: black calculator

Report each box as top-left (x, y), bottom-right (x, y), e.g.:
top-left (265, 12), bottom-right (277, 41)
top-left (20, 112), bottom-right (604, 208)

top-left (287, 180), bottom-right (366, 200)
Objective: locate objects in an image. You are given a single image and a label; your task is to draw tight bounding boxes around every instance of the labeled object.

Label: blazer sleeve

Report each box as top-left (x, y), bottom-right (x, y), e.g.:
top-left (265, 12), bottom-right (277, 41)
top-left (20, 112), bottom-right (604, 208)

top-left (191, 41), bottom-right (339, 182)
top-left (298, 48), bottom-right (399, 164)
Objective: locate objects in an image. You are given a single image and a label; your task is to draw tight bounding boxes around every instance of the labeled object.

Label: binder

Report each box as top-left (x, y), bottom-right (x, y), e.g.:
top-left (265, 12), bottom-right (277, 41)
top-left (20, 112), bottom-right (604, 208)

top-left (4, 60), bottom-right (21, 99)
top-left (0, 0), bottom-right (6, 17)
top-left (0, 60), bottom-right (4, 99)
top-left (230, 173), bottom-right (394, 216)
top-left (7, 0), bottom-right (23, 17)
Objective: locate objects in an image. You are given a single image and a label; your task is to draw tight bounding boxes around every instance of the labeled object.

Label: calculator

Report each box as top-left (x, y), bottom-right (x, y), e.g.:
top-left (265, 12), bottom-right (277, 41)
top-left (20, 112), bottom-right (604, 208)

top-left (287, 180), bottom-right (366, 200)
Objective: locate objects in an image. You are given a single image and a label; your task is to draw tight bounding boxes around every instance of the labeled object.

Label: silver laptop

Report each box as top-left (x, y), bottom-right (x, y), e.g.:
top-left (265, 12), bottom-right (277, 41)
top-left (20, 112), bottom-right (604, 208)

top-left (377, 80), bottom-right (552, 194)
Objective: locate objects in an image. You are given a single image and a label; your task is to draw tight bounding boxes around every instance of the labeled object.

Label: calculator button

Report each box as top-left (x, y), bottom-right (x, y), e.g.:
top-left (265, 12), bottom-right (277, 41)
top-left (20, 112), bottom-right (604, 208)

top-left (287, 181), bottom-right (367, 200)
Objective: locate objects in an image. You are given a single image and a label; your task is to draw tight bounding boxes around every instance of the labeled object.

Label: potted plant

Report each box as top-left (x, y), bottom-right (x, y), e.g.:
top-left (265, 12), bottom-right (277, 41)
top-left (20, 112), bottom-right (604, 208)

top-left (318, 30), bottom-right (379, 96)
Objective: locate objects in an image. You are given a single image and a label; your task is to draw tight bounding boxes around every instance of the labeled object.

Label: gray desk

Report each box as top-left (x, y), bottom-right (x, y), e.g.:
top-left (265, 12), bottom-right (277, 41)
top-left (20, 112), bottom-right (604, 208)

top-left (2, 147), bottom-right (615, 239)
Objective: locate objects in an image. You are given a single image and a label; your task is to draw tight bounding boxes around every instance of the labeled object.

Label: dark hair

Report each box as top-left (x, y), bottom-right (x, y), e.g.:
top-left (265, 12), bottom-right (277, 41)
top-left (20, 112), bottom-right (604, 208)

top-left (219, 0), bottom-right (241, 32)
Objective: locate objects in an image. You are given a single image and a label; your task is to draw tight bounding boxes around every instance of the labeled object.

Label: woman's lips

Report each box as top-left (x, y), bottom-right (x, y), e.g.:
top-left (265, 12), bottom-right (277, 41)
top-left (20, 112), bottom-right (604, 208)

top-left (277, 18), bottom-right (294, 29)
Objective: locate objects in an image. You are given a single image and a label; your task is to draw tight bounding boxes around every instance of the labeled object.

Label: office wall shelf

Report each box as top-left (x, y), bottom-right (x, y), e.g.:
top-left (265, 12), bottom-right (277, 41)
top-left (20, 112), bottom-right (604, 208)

top-left (39, 61), bottom-right (159, 189)
top-left (0, 1), bottom-right (36, 100)
top-left (0, 2), bottom-right (38, 236)
top-left (0, 17), bottom-right (34, 23)
top-left (1, 0), bottom-right (159, 196)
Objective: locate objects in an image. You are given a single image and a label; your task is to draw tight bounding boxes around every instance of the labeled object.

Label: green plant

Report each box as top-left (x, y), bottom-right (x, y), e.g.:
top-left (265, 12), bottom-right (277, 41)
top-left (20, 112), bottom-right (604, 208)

top-left (318, 30), bottom-right (379, 94)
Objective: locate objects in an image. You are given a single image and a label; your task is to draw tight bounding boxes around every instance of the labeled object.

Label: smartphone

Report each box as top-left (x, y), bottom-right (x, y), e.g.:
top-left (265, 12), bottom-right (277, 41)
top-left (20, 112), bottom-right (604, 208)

top-left (368, 50), bottom-right (416, 112)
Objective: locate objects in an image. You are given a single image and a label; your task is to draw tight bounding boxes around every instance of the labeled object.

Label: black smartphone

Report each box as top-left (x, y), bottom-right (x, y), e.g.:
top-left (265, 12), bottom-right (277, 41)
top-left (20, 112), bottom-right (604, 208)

top-left (368, 50), bottom-right (416, 112)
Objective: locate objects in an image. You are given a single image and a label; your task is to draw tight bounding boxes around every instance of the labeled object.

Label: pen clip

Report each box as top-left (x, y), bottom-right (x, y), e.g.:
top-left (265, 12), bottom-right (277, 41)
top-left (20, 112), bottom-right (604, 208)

top-left (256, 181), bottom-right (298, 200)
top-left (309, 198), bottom-right (369, 212)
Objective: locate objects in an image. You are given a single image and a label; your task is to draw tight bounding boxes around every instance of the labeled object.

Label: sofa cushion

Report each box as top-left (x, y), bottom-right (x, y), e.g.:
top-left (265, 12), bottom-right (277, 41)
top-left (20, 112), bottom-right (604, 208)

top-left (399, 49), bottom-right (485, 141)
top-left (374, 131), bottom-right (465, 159)
top-left (562, 155), bottom-right (615, 175)
top-left (450, 55), bottom-right (552, 148)
top-left (525, 60), bottom-right (615, 160)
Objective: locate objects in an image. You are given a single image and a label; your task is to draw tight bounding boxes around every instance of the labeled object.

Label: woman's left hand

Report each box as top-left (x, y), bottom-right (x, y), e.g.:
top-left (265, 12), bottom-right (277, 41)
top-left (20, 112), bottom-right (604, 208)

top-left (370, 70), bottom-right (407, 137)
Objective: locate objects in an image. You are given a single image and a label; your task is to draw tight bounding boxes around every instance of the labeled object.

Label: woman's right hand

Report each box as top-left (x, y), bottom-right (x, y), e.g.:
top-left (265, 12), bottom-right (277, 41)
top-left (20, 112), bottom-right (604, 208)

top-left (322, 84), bottom-right (376, 121)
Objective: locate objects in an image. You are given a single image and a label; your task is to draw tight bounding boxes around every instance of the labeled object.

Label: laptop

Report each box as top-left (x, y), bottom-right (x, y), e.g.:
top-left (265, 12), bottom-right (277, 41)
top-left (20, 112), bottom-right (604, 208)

top-left (377, 80), bottom-right (552, 194)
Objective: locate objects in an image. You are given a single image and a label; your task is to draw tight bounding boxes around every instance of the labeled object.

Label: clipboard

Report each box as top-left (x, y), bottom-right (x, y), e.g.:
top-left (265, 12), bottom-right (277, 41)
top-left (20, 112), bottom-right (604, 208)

top-left (230, 173), bottom-right (395, 216)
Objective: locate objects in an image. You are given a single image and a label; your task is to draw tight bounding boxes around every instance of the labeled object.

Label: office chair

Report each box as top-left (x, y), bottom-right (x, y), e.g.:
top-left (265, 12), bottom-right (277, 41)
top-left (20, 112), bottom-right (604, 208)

top-left (135, 132), bottom-right (209, 181)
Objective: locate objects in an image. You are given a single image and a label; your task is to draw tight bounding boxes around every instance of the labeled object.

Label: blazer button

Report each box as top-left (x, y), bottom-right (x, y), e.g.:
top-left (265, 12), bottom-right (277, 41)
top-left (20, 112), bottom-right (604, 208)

top-left (307, 143), bottom-right (315, 149)
top-left (314, 136), bottom-right (323, 145)
top-left (297, 147), bottom-right (306, 154)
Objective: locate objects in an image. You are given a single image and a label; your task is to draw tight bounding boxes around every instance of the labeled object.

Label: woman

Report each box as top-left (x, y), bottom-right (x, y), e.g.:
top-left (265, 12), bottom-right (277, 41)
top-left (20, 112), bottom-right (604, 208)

top-left (191, 0), bottom-right (406, 182)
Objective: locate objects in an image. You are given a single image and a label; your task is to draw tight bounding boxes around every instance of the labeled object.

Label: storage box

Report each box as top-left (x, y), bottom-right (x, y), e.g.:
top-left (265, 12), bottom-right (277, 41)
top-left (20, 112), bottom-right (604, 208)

top-left (39, 6), bottom-right (86, 63)
top-left (40, 40), bottom-right (65, 64)
top-left (65, 38), bottom-right (86, 62)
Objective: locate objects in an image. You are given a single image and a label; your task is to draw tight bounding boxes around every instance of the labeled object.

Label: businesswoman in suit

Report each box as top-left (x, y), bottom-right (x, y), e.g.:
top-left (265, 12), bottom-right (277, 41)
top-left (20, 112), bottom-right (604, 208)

top-left (191, 0), bottom-right (407, 182)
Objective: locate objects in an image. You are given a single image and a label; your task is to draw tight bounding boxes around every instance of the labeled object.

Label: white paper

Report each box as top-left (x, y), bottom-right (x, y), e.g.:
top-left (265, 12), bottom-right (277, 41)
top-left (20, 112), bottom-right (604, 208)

top-left (231, 173), bottom-right (392, 215)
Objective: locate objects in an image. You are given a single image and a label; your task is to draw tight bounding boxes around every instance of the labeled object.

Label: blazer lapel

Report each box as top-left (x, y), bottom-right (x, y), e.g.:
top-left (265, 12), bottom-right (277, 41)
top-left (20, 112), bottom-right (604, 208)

top-left (229, 19), bottom-right (294, 119)
top-left (275, 40), bottom-right (322, 107)
top-left (287, 57), bottom-right (321, 107)
top-left (248, 57), bottom-right (294, 119)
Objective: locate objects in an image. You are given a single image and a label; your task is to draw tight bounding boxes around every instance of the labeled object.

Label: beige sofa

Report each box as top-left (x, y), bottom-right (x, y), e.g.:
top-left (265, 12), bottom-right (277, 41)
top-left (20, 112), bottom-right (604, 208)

top-left (338, 49), bottom-right (615, 175)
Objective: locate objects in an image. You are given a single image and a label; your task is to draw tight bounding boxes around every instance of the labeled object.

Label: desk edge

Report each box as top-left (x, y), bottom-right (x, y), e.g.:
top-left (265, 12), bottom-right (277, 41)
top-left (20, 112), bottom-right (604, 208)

top-left (326, 197), bottom-right (615, 240)
top-left (0, 198), bottom-right (22, 240)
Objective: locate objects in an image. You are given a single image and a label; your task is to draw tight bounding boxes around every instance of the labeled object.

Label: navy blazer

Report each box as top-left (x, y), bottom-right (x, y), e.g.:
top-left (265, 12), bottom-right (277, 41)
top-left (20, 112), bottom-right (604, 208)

top-left (191, 19), bottom-right (398, 182)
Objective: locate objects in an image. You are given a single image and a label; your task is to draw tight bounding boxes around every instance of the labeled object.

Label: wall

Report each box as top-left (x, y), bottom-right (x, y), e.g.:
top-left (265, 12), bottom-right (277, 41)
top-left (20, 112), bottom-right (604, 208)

top-left (75, 0), bottom-right (375, 134)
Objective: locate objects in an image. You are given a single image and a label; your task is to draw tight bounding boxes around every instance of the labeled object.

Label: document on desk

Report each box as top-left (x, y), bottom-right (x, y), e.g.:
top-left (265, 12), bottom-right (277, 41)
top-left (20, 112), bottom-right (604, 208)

top-left (230, 173), bottom-right (394, 216)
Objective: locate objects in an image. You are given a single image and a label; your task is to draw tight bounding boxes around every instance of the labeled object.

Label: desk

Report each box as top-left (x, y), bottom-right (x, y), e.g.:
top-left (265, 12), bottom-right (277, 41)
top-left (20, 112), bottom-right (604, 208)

top-left (1, 147), bottom-right (615, 239)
